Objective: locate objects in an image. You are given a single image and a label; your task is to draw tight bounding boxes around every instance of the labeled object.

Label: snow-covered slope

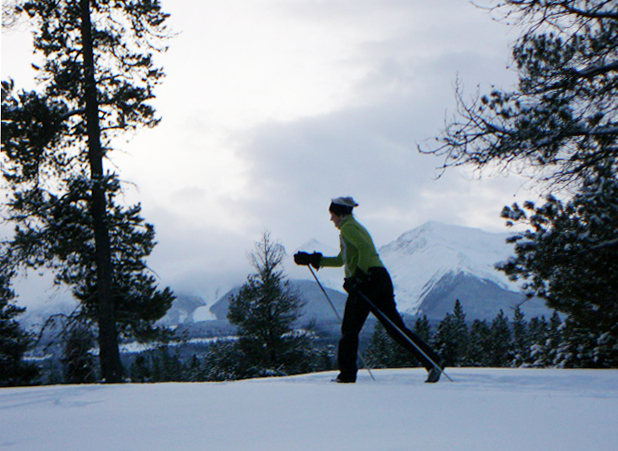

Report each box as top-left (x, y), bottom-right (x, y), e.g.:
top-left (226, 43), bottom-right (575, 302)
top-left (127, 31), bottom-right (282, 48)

top-left (380, 221), bottom-right (520, 315)
top-left (1, 368), bottom-right (617, 451)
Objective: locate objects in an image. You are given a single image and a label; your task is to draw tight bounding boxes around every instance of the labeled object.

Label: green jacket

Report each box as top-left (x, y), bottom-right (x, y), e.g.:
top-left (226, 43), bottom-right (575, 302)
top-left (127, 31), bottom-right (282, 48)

top-left (319, 215), bottom-right (384, 277)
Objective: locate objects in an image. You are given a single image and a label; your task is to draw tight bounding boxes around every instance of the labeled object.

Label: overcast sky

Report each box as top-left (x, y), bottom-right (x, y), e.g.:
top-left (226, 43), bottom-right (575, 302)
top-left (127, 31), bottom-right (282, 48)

top-left (2, 0), bottom-right (539, 307)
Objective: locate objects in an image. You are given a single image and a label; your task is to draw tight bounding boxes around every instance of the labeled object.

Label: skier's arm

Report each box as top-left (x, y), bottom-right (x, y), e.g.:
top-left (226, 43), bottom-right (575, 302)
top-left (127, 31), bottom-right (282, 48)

top-left (319, 251), bottom-right (344, 268)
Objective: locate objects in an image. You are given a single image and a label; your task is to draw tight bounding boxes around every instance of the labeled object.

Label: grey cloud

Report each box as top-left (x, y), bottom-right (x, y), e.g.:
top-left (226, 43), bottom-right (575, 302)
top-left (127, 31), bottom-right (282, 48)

top-left (228, 50), bottom-right (520, 251)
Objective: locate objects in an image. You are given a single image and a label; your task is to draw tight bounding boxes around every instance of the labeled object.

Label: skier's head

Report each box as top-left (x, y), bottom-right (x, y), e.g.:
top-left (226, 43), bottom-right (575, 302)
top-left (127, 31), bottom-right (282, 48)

top-left (329, 197), bottom-right (358, 222)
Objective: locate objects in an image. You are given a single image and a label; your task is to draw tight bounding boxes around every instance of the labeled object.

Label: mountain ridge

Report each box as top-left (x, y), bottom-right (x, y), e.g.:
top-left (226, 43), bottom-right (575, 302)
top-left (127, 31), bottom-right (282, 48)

top-left (379, 220), bottom-right (519, 314)
top-left (190, 221), bottom-right (552, 326)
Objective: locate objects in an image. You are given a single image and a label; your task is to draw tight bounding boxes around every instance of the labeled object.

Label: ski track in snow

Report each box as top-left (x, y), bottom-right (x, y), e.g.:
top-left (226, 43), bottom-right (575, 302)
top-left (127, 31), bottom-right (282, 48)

top-left (1, 368), bottom-right (617, 451)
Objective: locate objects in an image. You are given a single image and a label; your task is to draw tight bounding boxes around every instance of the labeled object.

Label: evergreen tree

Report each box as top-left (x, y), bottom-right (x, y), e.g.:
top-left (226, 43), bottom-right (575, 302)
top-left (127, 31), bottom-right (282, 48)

top-left (227, 232), bottom-right (318, 378)
top-left (365, 321), bottom-right (419, 368)
top-left (186, 355), bottom-right (203, 382)
top-left (408, 315), bottom-right (433, 367)
top-left (529, 316), bottom-right (551, 367)
top-left (413, 315), bottom-right (431, 343)
top-left (129, 354), bottom-right (152, 383)
top-left (6, 176), bottom-right (175, 346)
top-left (127, 347), bottom-right (188, 383)
top-left (423, 0), bottom-right (618, 188)
top-left (151, 347), bottom-right (186, 382)
top-left (201, 339), bottom-right (248, 382)
top-left (433, 300), bottom-right (468, 367)
top-left (365, 322), bottom-right (395, 368)
top-left (489, 310), bottom-right (512, 367)
top-left (1, 0), bottom-right (172, 382)
top-left (528, 312), bottom-right (565, 368)
top-left (467, 319), bottom-right (492, 367)
top-left (510, 306), bottom-right (530, 367)
top-left (61, 325), bottom-right (97, 384)
top-left (421, 0), bottom-right (618, 368)
top-left (0, 253), bottom-right (39, 386)
top-left (500, 171), bottom-right (618, 367)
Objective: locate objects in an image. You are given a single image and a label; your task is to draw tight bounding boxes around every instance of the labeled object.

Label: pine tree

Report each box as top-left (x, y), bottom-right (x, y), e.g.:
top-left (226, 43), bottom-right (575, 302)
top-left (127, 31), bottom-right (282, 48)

top-left (152, 347), bottom-right (186, 382)
top-left (129, 354), bottom-right (152, 383)
top-left (423, 0), bottom-right (618, 188)
top-left (365, 322), bottom-right (395, 368)
top-left (433, 300), bottom-right (468, 367)
top-left (201, 339), bottom-right (248, 382)
top-left (500, 171), bottom-right (618, 367)
top-left (408, 315), bottom-right (433, 367)
top-left (365, 321), bottom-right (419, 368)
top-left (0, 253), bottom-right (39, 386)
top-left (467, 319), bottom-right (492, 367)
top-left (413, 315), bottom-right (431, 342)
top-left (421, 0), bottom-right (618, 368)
top-left (510, 306), bottom-right (530, 367)
top-left (61, 325), bottom-right (97, 384)
top-left (1, 1), bottom-right (172, 382)
top-left (227, 232), bottom-right (317, 378)
top-left (489, 310), bottom-right (512, 367)
top-left (529, 316), bottom-right (551, 367)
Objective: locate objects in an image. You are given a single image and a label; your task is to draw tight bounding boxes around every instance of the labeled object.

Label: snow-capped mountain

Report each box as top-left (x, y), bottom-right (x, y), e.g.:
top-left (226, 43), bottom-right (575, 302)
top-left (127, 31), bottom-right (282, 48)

top-left (379, 221), bottom-right (553, 320)
top-left (290, 221), bottom-right (552, 321)
top-left (380, 221), bottom-right (517, 314)
top-left (174, 221), bottom-right (553, 329)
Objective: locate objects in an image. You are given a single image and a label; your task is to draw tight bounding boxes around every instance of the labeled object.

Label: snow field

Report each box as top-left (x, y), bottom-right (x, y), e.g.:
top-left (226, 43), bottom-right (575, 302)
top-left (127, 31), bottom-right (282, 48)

top-left (0, 368), bottom-right (617, 451)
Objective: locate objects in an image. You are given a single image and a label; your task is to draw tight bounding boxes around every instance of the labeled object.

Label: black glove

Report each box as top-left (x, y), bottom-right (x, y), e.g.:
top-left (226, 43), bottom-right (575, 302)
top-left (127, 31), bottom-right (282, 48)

top-left (294, 251), bottom-right (322, 269)
top-left (343, 277), bottom-right (361, 294)
top-left (343, 269), bottom-right (370, 294)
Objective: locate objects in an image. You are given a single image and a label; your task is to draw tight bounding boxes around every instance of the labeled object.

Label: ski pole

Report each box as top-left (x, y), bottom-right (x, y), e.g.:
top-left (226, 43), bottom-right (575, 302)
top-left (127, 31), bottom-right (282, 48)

top-left (308, 266), bottom-right (376, 381)
top-left (353, 288), bottom-right (453, 382)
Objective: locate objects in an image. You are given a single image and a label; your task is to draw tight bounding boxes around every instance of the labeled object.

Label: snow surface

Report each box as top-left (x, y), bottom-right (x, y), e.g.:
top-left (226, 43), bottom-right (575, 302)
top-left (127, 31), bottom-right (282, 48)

top-left (1, 368), bottom-right (617, 451)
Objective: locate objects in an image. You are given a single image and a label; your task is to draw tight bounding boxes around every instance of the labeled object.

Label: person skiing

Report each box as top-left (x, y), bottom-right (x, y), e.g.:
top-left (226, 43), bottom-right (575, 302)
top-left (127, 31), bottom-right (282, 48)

top-left (294, 196), bottom-right (444, 383)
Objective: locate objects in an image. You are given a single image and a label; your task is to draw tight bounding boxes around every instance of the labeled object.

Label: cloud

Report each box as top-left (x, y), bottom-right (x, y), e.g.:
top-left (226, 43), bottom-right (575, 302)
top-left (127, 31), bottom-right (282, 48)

top-left (225, 0), bottom-right (519, 247)
top-left (2, 0), bottom-right (531, 305)
top-left (108, 0), bottom-right (525, 298)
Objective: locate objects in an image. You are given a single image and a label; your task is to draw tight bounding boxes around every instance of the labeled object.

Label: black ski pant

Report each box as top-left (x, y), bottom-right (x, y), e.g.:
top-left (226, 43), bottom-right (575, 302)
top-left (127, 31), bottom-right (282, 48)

top-left (338, 267), bottom-right (442, 381)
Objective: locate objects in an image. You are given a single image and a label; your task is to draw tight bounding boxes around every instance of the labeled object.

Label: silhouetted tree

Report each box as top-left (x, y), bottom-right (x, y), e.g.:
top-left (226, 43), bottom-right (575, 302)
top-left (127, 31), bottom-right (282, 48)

top-left (0, 253), bottom-right (39, 386)
top-left (61, 325), bottom-right (97, 384)
top-left (227, 232), bottom-right (318, 378)
top-left (423, 0), bottom-right (618, 188)
top-left (421, 0), bottom-right (618, 369)
top-left (2, 0), bottom-right (172, 382)
top-left (433, 300), bottom-right (468, 367)
top-left (510, 306), bottom-right (530, 367)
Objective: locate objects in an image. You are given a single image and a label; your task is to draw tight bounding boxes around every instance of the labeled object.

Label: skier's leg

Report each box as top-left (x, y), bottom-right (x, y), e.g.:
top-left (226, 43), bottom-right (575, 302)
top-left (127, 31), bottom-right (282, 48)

top-left (365, 268), bottom-right (443, 372)
top-left (337, 293), bottom-right (370, 382)
top-left (381, 311), bottom-right (441, 371)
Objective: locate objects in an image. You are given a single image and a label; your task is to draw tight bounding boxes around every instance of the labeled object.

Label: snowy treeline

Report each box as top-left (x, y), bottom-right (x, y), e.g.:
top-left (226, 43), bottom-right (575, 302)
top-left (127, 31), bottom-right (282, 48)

top-left (123, 300), bottom-right (577, 383)
top-left (18, 297), bottom-right (609, 386)
top-left (366, 300), bottom-right (566, 370)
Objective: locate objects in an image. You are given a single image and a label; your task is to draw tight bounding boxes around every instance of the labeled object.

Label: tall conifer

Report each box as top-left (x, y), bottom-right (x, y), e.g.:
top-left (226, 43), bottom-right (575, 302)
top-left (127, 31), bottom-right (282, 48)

top-left (1, 0), bottom-right (172, 382)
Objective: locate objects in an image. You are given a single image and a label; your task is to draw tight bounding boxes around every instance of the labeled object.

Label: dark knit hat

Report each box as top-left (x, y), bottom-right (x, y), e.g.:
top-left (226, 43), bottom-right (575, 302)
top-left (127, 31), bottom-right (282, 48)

top-left (329, 196), bottom-right (358, 216)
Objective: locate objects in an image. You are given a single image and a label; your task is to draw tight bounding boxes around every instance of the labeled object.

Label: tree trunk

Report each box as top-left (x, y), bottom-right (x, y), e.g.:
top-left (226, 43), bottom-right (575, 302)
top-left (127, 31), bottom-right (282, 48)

top-left (79, 0), bottom-right (123, 383)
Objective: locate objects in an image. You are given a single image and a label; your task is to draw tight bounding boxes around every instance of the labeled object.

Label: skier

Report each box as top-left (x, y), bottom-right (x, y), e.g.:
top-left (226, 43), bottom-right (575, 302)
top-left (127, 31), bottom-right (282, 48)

top-left (294, 197), bottom-right (444, 383)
